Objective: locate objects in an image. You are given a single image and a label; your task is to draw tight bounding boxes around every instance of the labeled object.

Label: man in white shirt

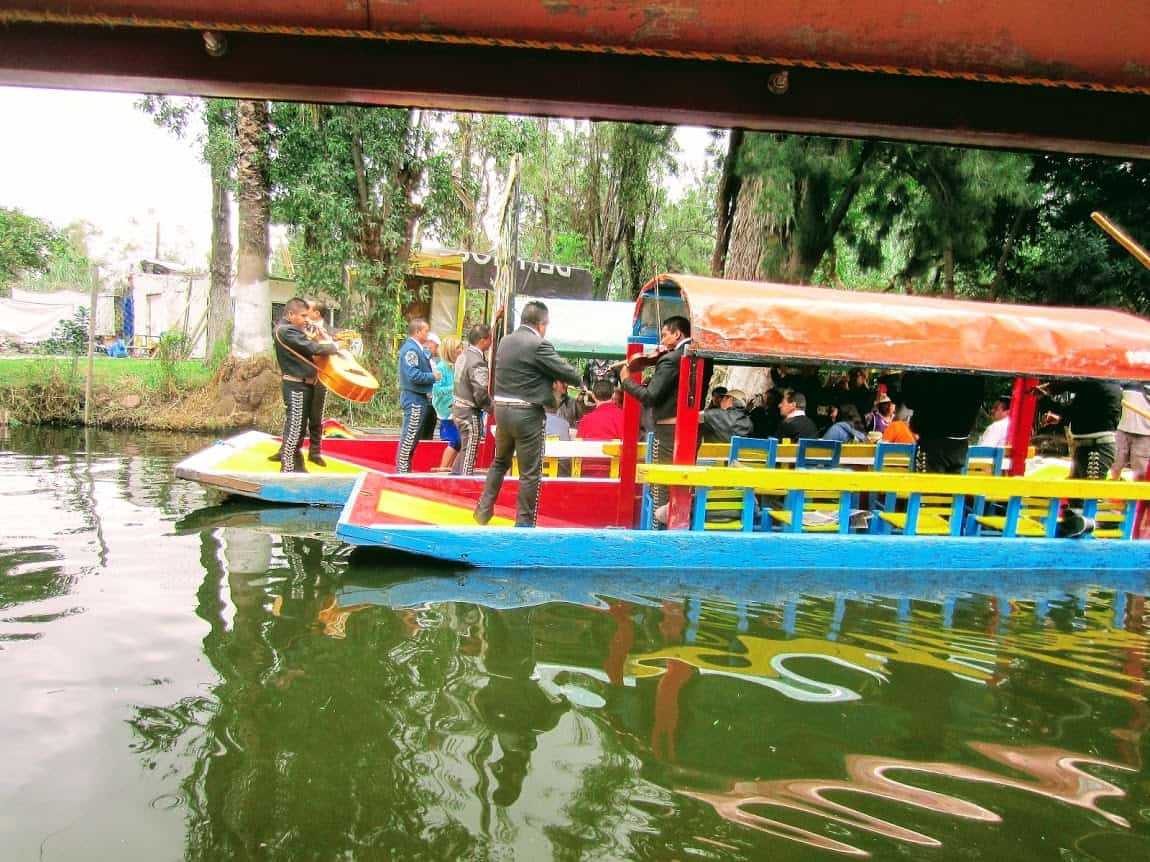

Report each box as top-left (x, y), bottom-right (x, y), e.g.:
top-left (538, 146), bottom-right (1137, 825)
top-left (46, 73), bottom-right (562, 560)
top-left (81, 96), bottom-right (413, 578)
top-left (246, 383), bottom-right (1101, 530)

top-left (1111, 386), bottom-right (1150, 480)
top-left (977, 397), bottom-right (1011, 448)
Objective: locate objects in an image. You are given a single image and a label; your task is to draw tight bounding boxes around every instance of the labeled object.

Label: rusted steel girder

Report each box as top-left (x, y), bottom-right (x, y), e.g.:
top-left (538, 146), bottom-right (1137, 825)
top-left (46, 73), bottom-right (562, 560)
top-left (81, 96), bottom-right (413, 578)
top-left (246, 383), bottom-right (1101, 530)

top-left (0, 21), bottom-right (1147, 158)
top-left (5, 0), bottom-right (1150, 95)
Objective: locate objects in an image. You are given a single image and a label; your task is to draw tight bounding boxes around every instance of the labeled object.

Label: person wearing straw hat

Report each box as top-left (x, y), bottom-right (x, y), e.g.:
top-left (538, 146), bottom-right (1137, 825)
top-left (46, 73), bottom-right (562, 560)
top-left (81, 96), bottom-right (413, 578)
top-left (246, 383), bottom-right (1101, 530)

top-left (867, 391), bottom-right (895, 434)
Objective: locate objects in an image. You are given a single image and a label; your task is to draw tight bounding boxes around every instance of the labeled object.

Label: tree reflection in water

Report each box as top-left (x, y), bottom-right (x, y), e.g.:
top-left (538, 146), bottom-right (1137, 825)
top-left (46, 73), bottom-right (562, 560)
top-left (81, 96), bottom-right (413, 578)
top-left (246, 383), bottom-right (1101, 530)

top-left (124, 532), bottom-right (1150, 859)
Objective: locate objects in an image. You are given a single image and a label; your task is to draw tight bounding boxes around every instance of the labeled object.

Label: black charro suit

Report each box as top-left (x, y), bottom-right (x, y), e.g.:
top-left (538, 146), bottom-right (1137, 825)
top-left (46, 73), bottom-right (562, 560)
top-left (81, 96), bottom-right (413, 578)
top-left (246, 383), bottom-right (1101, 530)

top-left (475, 324), bottom-right (582, 526)
top-left (620, 338), bottom-right (712, 514)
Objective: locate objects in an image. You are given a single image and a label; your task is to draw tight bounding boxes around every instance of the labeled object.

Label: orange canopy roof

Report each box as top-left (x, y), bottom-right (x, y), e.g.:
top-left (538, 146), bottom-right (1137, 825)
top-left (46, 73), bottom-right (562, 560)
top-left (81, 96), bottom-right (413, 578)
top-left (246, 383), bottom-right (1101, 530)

top-left (652, 275), bottom-right (1150, 381)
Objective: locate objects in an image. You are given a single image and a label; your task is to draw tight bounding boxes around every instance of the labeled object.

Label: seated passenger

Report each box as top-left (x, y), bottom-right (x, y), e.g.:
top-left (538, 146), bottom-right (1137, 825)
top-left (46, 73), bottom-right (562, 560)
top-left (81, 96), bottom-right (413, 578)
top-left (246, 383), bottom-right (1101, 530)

top-left (700, 389), bottom-right (753, 444)
top-left (748, 389), bottom-right (782, 439)
top-left (867, 392), bottom-right (895, 433)
top-left (575, 380), bottom-right (625, 478)
top-left (882, 404), bottom-right (917, 443)
top-left (707, 386), bottom-right (729, 410)
top-left (822, 403), bottom-right (868, 443)
top-left (976, 396), bottom-right (1011, 448)
top-left (777, 389), bottom-right (819, 441)
top-left (545, 382), bottom-right (572, 477)
top-left (576, 380), bottom-right (625, 441)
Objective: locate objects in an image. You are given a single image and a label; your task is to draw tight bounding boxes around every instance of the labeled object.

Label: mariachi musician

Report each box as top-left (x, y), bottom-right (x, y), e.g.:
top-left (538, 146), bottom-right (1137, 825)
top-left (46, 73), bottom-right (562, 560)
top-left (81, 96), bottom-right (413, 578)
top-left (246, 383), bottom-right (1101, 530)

top-left (273, 297), bottom-right (339, 473)
top-left (303, 299), bottom-right (336, 466)
top-left (617, 314), bottom-right (712, 524)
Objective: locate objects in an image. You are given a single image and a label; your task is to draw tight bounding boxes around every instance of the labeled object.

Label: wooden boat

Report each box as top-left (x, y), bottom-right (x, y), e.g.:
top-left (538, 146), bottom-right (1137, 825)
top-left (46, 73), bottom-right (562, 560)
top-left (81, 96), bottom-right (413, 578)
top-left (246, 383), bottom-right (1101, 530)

top-left (337, 273), bottom-right (1150, 571)
top-left (175, 428), bottom-right (625, 506)
top-left (173, 429), bottom-right (451, 505)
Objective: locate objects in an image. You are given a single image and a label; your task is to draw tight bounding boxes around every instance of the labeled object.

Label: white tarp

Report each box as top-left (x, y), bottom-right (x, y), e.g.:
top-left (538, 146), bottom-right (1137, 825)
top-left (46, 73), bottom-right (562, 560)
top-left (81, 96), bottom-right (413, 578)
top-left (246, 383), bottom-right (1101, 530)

top-left (0, 288), bottom-right (116, 342)
top-left (512, 294), bottom-right (631, 357)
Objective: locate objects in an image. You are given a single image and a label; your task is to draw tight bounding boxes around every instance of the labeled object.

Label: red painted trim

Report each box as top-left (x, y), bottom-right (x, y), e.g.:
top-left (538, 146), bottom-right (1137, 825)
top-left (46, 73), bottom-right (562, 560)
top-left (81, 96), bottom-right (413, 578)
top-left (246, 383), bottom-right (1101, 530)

top-left (347, 471), bottom-right (622, 528)
top-left (616, 341), bottom-right (644, 527)
top-left (1008, 377), bottom-right (1039, 477)
top-left (667, 353), bottom-right (703, 531)
top-left (320, 437), bottom-right (449, 472)
top-left (476, 409), bottom-right (496, 468)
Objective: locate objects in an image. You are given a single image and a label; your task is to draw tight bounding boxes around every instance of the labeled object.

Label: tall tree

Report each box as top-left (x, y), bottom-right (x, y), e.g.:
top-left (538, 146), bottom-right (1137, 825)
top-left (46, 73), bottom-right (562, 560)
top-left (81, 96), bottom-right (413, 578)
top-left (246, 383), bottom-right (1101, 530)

top-left (139, 95), bottom-right (237, 354)
top-left (869, 145), bottom-right (1036, 296)
top-left (717, 134), bottom-right (875, 283)
top-left (1004, 154), bottom-right (1150, 311)
top-left (203, 100), bottom-right (236, 355)
top-left (233, 99), bottom-right (271, 357)
top-left (435, 113), bottom-right (536, 253)
top-left (271, 104), bottom-right (451, 353)
top-left (711, 129), bottom-right (743, 277)
top-left (519, 121), bottom-right (676, 297)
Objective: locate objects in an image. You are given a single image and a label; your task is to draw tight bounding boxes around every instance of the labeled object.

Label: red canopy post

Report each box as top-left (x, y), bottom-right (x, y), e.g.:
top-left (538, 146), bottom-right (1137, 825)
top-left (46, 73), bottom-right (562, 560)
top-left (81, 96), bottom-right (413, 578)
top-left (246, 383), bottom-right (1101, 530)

top-left (615, 342), bottom-right (644, 527)
top-left (666, 353), bottom-right (704, 531)
top-left (1008, 376), bottom-right (1039, 476)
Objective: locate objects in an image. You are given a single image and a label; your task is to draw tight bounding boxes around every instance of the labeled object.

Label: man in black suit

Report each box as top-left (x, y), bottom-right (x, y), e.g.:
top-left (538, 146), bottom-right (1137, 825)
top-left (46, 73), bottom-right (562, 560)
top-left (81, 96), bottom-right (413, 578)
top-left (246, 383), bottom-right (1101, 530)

top-left (777, 389), bottom-right (819, 441)
top-left (475, 301), bottom-right (583, 527)
top-left (618, 314), bottom-right (711, 521)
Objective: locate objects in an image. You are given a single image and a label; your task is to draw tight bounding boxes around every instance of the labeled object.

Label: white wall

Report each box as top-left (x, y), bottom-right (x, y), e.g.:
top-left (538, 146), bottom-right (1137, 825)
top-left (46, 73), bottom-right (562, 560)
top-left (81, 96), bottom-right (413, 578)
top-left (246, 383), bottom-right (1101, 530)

top-left (130, 272), bottom-right (209, 358)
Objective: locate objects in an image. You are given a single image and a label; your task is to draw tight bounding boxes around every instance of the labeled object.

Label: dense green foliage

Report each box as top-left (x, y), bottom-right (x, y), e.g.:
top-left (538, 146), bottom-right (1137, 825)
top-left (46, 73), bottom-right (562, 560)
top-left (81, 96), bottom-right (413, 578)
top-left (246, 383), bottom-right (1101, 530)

top-left (40, 306), bottom-right (90, 355)
top-left (137, 94), bottom-right (1150, 361)
top-left (0, 208), bottom-right (95, 292)
top-left (270, 105), bottom-right (452, 352)
top-left (715, 132), bottom-right (1149, 311)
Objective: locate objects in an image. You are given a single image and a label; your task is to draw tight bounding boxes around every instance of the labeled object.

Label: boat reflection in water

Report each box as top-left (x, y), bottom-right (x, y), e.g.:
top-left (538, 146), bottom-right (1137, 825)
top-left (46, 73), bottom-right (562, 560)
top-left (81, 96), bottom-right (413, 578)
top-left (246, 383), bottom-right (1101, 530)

top-left (684, 742), bottom-right (1133, 855)
top-left (152, 509), bottom-right (1149, 859)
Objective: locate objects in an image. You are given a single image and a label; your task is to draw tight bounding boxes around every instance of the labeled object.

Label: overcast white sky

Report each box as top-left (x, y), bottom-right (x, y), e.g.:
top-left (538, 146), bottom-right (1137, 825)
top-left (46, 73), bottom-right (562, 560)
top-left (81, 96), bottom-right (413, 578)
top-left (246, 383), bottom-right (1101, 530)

top-left (0, 86), bottom-right (212, 273)
top-left (0, 85), bottom-right (718, 278)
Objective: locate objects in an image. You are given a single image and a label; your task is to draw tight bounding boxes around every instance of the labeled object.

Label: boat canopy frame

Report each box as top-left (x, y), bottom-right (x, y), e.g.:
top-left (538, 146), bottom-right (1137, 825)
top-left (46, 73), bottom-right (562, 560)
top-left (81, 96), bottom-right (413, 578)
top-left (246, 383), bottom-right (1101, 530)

top-left (614, 274), bottom-right (1150, 526)
top-left (631, 274), bottom-right (1150, 382)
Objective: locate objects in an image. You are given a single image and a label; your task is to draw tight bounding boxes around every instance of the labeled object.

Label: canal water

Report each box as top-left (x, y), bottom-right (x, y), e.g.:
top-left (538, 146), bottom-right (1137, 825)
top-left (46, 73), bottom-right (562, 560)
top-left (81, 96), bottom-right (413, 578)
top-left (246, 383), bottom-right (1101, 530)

top-left (2, 427), bottom-right (1149, 861)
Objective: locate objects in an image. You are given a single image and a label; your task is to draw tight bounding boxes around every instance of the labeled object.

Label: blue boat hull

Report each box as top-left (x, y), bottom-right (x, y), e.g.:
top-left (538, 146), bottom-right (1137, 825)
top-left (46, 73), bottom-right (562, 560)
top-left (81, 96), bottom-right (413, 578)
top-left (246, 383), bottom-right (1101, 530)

top-left (335, 520), bottom-right (1150, 573)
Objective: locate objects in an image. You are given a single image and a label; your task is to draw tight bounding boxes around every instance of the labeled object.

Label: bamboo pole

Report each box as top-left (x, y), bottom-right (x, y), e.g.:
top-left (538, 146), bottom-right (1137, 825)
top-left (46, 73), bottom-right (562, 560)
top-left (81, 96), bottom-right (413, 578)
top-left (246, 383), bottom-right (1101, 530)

top-left (1091, 211), bottom-right (1150, 271)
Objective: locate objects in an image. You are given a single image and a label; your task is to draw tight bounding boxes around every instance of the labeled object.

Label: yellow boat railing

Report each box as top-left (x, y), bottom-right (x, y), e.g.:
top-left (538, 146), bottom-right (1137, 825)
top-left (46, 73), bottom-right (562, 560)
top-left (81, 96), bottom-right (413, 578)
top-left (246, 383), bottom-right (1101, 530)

top-left (636, 463), bottom-right (1150, 538)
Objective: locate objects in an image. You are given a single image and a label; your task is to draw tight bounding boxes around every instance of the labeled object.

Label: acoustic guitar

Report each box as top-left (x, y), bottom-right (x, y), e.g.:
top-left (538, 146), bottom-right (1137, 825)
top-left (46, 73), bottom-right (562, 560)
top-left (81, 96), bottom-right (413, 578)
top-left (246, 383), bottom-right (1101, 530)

top-left (313, 351), bottom-right (380, 403)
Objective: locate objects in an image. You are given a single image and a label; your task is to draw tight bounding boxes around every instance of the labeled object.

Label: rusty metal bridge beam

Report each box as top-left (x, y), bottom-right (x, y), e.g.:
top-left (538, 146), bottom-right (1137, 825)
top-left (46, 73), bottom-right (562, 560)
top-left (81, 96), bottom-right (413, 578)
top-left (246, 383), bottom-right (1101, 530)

top-left (0, 22), bottom-right (1147, 159)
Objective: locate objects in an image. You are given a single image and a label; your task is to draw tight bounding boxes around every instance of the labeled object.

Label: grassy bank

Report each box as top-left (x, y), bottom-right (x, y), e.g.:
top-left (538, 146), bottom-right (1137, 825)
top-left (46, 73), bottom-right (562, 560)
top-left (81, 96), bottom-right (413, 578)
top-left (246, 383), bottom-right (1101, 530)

top-left (0, 356), bottom-right (212, 390)
top-left (0, 355), bottom-right (402, 431)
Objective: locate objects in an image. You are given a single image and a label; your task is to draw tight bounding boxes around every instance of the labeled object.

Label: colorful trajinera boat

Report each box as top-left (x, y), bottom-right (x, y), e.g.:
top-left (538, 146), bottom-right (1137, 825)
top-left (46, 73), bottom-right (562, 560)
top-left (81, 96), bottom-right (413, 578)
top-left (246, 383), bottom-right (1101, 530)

top-left (173, 427), bottom-right (625, 505)
top-left (173, 425), bottom-right (460, 505)
top-left (337, 274), bottom-right (1150, 572)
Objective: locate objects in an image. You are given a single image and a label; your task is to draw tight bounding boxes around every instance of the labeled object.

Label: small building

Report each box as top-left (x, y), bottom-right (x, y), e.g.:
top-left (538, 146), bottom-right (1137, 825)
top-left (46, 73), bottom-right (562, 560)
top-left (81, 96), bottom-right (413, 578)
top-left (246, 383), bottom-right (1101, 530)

top-left (394, 250), bottom-right (595, 339)
top-left (129, 265), bottom-right (331, 358)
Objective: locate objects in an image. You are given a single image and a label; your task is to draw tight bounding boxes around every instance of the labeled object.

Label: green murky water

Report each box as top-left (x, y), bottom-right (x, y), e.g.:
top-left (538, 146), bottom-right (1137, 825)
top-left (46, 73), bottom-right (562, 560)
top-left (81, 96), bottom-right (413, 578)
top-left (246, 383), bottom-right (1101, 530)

top-left (2, 427), bottom-right (1149, 860)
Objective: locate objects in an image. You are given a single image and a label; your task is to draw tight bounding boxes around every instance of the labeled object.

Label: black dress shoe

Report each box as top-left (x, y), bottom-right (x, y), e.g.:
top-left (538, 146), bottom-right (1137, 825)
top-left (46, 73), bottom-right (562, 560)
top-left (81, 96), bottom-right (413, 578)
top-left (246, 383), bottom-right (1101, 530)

top-left (308, 453), bottom-right (327, 467)
top-left (268, 450), bottom-right (283, 462)
top-left (1056, 511), bottom-right (1095, 538)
